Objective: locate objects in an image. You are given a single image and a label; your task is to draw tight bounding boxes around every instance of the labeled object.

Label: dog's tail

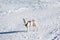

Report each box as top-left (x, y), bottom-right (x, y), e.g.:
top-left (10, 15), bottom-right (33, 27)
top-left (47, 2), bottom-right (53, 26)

top-left (23, 18), bottom-right (26, 24)
top-left (23, 18), bottom-right (28, 27)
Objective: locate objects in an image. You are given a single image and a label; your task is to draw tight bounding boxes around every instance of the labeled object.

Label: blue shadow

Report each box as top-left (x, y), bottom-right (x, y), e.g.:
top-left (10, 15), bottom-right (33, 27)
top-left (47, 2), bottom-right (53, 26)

top-left (0, 30), bottom-right (27, 34)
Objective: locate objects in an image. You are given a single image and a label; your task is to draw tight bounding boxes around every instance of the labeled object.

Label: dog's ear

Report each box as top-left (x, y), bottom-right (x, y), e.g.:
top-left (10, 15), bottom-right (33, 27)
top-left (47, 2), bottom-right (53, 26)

top-left (32, 19), bottom-right (36, 22)
top-left (32, 19), bottom-right (37, 27)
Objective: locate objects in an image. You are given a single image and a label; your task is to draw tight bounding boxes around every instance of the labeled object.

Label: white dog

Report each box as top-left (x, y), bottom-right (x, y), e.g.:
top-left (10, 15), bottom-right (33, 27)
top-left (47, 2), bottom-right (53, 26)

top-left (23, 18), bottom-right (37, 31)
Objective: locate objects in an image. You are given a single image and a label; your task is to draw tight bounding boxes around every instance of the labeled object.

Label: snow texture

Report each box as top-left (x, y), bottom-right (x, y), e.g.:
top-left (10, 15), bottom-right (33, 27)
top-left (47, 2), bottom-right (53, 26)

top-left (0, 0), bottom-right (60, 40)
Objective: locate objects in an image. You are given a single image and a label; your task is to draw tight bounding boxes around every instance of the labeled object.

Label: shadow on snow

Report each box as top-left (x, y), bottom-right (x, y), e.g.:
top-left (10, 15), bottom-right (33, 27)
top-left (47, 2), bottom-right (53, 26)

top-left (0, 30), bottom-right (27, 34)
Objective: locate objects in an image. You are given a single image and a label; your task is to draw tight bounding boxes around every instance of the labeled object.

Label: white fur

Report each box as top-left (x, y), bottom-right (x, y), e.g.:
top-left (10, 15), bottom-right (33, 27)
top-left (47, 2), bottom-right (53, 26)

top-left (23, 18), bottom-right (37, 31)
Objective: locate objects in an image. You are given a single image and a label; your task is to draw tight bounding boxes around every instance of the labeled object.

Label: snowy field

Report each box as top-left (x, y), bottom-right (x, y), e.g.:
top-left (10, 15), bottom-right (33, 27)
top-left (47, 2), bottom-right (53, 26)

top-left (0, 0), bottom-right (60, 40)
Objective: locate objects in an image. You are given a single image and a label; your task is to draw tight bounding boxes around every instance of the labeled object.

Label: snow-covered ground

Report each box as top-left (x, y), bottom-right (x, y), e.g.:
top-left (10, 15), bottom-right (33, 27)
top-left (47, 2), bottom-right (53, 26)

top-left (0, 0), bottom-right (60, 40)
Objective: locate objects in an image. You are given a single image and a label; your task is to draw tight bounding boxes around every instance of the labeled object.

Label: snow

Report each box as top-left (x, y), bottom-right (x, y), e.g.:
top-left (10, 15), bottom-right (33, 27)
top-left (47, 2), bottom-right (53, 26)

top-left (0, 0), bottom-right (60, 40)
